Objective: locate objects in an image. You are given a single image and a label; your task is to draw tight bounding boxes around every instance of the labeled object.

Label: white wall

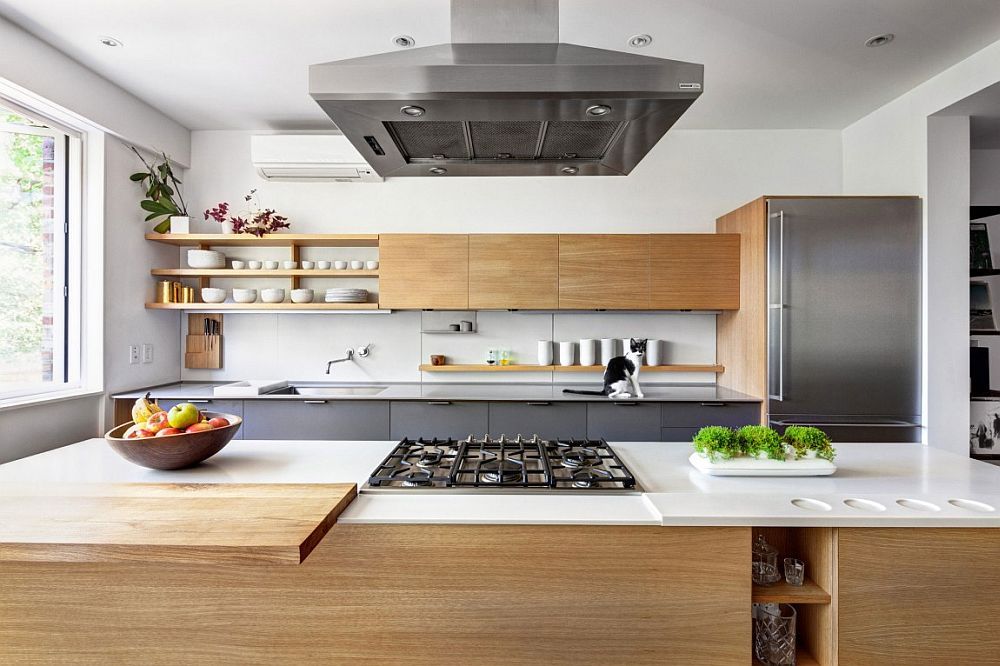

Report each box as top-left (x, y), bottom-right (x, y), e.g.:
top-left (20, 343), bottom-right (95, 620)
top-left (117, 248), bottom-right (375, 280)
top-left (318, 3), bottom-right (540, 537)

top-left (972, 150), bottom-right (1000, 205)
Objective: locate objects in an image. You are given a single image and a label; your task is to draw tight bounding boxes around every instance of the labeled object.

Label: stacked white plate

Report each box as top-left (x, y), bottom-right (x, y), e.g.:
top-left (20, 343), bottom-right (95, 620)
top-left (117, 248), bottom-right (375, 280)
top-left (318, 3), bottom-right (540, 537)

top-left (325, 288), bottom-right (369, 303)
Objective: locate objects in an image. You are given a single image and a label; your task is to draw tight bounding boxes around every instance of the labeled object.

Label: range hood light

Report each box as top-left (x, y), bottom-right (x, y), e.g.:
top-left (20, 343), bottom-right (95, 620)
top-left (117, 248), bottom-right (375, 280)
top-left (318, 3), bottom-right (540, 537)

top-left (586, 104), bottom-right (612, 117)
top-left (393, 35), bottom-right (416, 48)
top-left (428, 167), bottom-right (447, 175)
top-left (561, 166), bottom-right (579, 175)
top-left (400, 105), bottom-right (426, 117)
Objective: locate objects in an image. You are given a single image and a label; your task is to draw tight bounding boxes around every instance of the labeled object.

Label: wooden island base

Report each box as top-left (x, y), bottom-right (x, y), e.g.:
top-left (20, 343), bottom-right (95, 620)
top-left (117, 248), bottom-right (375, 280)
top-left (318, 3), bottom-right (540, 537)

top-left (3, 525), bottom-right (1000, 665)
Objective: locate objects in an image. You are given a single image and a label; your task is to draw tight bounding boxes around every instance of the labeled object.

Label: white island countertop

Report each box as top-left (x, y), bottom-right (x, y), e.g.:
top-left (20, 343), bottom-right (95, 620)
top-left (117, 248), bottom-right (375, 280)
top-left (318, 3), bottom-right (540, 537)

top-left (2, 439), bottom-right (999, 527)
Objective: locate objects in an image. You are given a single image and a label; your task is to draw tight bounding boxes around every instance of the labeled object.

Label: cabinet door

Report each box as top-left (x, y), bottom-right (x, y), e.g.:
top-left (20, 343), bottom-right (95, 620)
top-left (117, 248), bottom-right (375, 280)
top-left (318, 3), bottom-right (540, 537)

top-left (242, 401), bottom-right (389, 440)
top-left (650, 234), bottom-right (740, 309)
top-left (558, 235), bottom-right (650, 309)
top-left (389, 401), bottom-right (488, 441)
top-left (469, 234), bottom-right (558, 309)
top-left (155, 399), bottom-right (244, 440)
top-left (587, 402), bottom-right (661, 441)
top-left (378, 234), bottom-right (469, 309)
top-left (488, 402), bottom-right (587, 439)
top-left (661, 402), bottom-right (760, 429)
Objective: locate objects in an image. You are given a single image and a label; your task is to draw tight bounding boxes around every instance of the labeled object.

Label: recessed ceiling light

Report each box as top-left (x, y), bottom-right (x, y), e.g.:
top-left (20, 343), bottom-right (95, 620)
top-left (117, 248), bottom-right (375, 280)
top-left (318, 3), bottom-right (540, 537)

top-left (628, 34), bottom-right (653, 48)
top-left (393, 35), bottom-right (415, 48)
top-left (98, 35), bottom-right (123, 48)
top-left (865, 33), bottom-right (895, 48)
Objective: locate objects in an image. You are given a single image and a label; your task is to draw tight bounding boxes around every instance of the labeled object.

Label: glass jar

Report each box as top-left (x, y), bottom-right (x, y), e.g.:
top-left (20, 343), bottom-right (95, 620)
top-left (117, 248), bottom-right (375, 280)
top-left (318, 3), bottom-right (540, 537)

top-left (752, 534), bottom-right (781, 586)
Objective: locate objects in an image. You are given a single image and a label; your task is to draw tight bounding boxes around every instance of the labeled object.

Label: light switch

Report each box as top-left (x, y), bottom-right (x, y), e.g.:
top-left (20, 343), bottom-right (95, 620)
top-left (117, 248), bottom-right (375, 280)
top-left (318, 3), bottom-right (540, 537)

top-left (141, 343), bottom-right (154, 364)
top-left (128, 345), bottom-right (139, 365)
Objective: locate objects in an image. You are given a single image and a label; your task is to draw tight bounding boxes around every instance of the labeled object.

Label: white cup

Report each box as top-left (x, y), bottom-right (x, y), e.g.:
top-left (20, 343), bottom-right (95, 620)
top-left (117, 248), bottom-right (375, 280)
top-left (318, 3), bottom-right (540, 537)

top-left (558, 341), bottom-right (575, 366)
top-left (318, 260), bottom-right (332, 270)
top-left (283, 261), bottom-right (297, 270)
top-left (600, 338), bottom-right (616, 364)
top-left (350, 260), bottom-right (364, 270)
top-left (301, 260), bottom-right (315, 270)
top-left (333, 261), bottom-right (347, 270)
top-left (579, 339), bottom-right (597, 366)
top-left (264, 260), bottom-right (279, 270)
top-left (366, 260), bottom-right (379, 270)
top-left (230, 260), bottom-right (246, 270)
top-left (248, 260), bottom-right (262, 270)
top-left (646, 339), bottom-right (662, 366)
top-left (537, 340), bottom-right (553, 366)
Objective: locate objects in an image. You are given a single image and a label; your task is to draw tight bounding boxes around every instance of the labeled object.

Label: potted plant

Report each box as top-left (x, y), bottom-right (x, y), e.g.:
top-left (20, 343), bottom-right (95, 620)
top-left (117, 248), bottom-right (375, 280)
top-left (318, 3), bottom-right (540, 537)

top-left (735, 425), bottom-right (787, 461)
top-left (692, 426), bottom-right (741, 462)
top-left (204, 189), bottom-right (290, 237)
top-left (782, 425), bottom-right (836, 461)
top-left (129, 146), bottom-right (188, 234)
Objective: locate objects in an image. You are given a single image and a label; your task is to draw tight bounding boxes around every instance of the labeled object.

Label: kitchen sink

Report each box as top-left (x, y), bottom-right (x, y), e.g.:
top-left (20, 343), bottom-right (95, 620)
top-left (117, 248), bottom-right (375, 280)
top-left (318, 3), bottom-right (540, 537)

top-left (271, 386), bottom-right (388, 397)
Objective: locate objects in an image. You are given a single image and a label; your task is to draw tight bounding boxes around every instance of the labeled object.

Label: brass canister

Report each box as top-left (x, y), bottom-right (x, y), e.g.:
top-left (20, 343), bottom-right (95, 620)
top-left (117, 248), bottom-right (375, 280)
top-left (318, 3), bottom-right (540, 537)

top-left (156, 280), bottom-right (173, 303)
top-left (182, 286), bottom-right (195, 303)
top-left (171, 282), bottom-right (181, 302)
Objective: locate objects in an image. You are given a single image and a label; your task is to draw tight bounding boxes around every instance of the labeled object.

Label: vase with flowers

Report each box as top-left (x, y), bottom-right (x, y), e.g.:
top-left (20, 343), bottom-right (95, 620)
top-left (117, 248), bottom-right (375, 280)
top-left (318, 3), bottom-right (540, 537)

top-left (203, 189), bottom-right (290, 236)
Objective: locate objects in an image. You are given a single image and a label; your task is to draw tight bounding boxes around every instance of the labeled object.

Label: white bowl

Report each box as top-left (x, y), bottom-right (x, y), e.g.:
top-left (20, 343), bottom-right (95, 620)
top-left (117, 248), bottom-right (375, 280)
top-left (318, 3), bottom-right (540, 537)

top-left (263, 260), bottom-right (279, 270)
top-left (301, 260), bottom-right (315, 270)
top-left (365, 260), bottom-right (379, 270)
top-left (248, 260), bottom-right (263, 270)
top-left (261, 288), bottom-right (285, 303)
top-left (230, 260), bottom-right (246, 270)
top-left (200, 288), bottom-right (227, 304)
top-left (290, 288), bottom-right (314, 303)
top-left (283, 261), bottom-right (297, 270)
top-left (187, 249), bottom-right (225, 269)
top-left (318, 261), bottom-right (332, 270)
top-left (232, 288), bottom-right (257, 303)
top-left (350, 260), bottom-right (364, 270)
top-left (333, 261), bottom-right (348, 270)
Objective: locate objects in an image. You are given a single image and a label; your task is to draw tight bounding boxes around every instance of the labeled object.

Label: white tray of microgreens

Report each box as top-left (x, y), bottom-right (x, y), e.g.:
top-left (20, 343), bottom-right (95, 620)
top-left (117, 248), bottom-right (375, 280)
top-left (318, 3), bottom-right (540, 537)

top-left (688, 425), bottom-right (836, 476)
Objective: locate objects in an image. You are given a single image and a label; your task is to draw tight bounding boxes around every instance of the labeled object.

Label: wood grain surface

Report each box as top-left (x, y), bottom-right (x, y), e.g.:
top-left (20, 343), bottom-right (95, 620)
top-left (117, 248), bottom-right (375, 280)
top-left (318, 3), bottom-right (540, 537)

top-left (469, 234), bottom-right (558, 309)
top-left (558, 234), bottom-right (651, 309)
top-left (0, 525), bottom-right (750, 665)
top-left (0, 483), bottom-right (356, 565)
top-left (378, 234), bottom-right (470, 309)
top-left (650, 233), bottom-right (741, 309)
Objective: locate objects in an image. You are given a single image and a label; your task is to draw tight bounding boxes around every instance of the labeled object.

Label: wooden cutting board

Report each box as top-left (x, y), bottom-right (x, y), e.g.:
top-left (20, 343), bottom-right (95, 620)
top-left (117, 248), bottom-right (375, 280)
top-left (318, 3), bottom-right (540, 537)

top-left (0, 483), bottom-right (356, 565)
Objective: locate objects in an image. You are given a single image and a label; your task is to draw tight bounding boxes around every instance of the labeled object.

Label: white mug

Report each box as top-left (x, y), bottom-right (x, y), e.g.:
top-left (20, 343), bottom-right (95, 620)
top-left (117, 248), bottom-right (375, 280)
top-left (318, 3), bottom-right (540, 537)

top-left (600, 338), bottom-right (616, 365)
top-left (646, 339), bottom-right (662, 366)
top-left (558, 341), bottom-right (575, 366)
top-left (537, 340), bottom-right (553, 366)
top-left (579, 339), bottom-right (597, 366)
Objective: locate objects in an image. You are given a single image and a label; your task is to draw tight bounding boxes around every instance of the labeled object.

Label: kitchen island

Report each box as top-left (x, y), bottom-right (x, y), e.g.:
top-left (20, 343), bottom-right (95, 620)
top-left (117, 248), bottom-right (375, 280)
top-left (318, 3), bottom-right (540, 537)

top-left (2, 440), bottom-right (999, 665)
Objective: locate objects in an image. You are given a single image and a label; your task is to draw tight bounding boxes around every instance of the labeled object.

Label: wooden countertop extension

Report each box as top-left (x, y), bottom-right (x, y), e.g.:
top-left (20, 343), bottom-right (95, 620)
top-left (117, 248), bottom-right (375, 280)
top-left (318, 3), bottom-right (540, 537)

top-left (0, 482), bottom-right (356, 565)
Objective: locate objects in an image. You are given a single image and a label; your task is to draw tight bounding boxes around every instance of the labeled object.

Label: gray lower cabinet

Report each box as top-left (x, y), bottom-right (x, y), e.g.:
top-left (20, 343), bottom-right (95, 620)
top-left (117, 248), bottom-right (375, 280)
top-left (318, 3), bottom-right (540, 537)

top-left (242, 400), bottom-right (389, 440)
top-left (660, 426), bottom-right (702, 442)
top-left (154, 399), bottom-right (244, 440)
top-left (390, 401), bottom-right (488, 440)
top-left (587, 402), bottom-right (661, 441)
top-left (661, 402), bottom-right (760, 429)
top-left (488, 402), bottom-right (587, 439)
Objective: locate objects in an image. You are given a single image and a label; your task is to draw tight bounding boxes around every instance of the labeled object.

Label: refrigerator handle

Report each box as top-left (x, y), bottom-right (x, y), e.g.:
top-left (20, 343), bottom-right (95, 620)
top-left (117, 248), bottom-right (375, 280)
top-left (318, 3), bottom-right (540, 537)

top-left (768, 210), bottom-right (785, 402)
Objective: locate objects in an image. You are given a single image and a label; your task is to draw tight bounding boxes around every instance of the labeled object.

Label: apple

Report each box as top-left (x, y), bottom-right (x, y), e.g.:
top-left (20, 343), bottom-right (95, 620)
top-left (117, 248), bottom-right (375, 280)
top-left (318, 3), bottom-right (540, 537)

top-left (156, 427), bottom-right (184, 437)
top-left (145, 411), bottom-right (170, 433)
top-left (208, 417), bottom-right (230, 428)
top-left (129, 428), bottom-right (155, 439)
top-left (185, 422), bottom-right (214, 433)
top-left (167, 402), bottom-right (201, 430)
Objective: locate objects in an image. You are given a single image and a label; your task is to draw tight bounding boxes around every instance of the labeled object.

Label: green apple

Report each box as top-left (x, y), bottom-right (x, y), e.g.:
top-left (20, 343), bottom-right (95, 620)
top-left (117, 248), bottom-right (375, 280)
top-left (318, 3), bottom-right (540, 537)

top-left (167, 402), bottom-right (200, 429)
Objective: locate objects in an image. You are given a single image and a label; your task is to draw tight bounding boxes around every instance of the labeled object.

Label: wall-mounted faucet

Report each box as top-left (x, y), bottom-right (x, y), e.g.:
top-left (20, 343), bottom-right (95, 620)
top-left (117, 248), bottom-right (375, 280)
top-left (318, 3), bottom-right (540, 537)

top-left (325, 343), bottom-right (373, 374)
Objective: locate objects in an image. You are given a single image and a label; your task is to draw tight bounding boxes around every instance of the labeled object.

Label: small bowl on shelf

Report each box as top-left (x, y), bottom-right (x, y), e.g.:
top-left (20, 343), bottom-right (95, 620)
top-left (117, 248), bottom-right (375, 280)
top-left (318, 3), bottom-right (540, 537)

top-left (319, 261), bottom-right (333, 270)
top-left (263, 260), bottom-right (279, 270)
top-left (187, 249), bottom-right (225, 269)
top-left (291, 288), bottom-right (314, 304)
top-left (365, 260), bottom-right (379, 270)
top-left (333, 261), bottom-right (347, 270)
top-left (350, 260), bottom-right (364, 270)
top-left (283, 261), bottom-right (298, 270)
top-left (247, 260), bottom-right (262, 270)
top-left (200, 288), bottom-right (227, 304)
top-left (301, 260), bottom-right (315, 270)
top-left (105, 412), bottom-right (242, 470)
top-left (231, 260), bottom-right (246, 270)
top-left (232, 288), bottom-right (258, 303)
top-left (261, 288), bottom-right (285, 303)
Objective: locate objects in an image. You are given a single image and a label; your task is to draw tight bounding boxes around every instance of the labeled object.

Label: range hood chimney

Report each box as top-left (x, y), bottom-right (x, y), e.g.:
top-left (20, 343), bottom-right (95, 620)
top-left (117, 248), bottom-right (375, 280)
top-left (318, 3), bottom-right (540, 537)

top-left (309, 0), bottom-right (703, 177)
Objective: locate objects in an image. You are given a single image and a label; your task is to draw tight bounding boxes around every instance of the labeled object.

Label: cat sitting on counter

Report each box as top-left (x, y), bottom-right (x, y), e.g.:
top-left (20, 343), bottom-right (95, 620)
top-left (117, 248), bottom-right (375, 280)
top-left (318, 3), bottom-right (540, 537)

top-left (563, 338), bottom-right (646, 399)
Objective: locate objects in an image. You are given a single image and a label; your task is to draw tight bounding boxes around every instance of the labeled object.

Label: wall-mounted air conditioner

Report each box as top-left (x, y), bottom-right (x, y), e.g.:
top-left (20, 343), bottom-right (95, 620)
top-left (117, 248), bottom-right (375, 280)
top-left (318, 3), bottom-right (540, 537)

top-left (250, 134), bottom-right (383, 182)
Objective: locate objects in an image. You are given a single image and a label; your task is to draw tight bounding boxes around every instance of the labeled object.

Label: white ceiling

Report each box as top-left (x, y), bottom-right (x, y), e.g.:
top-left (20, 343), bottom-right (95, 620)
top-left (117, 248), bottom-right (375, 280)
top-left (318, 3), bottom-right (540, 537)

top-left (3, 0), bottom-right (1000, 131)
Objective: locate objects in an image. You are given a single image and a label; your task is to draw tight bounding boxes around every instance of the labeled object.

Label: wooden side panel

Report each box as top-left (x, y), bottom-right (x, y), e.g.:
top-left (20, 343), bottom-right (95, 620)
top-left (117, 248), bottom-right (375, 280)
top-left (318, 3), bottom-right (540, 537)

top-left (839, 528), bottom-right (1000, 665)
top-left (716, 198), bottom-right (768, 420)
top-left (469, 234), bottom-right (558, 309)
top-left (0, 525), bottom-right (751, 665)
top-left (650, 234), bottom-right (741, 309)
top-left (378, 234), bottom-right (469, 309)
top-left (558, 234), bottom-right (650, 309)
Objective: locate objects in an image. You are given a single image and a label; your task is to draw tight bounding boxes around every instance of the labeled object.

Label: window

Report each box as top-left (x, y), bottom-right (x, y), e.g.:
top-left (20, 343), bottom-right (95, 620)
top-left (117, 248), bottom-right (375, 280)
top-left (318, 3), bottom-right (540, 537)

top-left (0, 100), bottom-right (82, 401)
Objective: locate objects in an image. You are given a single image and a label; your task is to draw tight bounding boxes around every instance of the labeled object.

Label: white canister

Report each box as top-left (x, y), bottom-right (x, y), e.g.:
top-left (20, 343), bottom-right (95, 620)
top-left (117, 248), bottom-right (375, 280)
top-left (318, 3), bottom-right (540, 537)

top-left (537, 340), bottom-right (553, 366)
top-left (579, 339), bottom-right (597, 366)
top-left (646, 339), bottom-right (662, 366)
top-left (600, 338), bottom-right (616, 364)
top-left (558, 341), bottom-right (575, 366)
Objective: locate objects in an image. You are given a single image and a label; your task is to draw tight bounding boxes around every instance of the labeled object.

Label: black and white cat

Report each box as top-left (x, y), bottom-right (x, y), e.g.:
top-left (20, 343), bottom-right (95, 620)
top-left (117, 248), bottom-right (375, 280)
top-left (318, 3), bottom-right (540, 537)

top-left (563, 338), bottom-right (646, 399)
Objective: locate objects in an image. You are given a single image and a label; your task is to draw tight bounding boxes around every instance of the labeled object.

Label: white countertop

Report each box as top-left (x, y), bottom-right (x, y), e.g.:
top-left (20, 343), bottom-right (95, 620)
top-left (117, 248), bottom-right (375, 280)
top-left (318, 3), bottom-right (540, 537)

top-left (2, 439), bottom-right (999, 526)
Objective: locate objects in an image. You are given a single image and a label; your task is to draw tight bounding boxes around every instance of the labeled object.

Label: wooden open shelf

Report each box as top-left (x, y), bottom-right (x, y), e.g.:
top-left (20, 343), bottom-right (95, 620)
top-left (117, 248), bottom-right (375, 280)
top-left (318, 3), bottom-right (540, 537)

top-left (752, 577), bottom-right (831, 605)
top-left (145, 233), bottom-right (379, 247)
top-left (146, 302), bottom-right (379, 311)
top-left (753, 650), bottom-right (818, 666)
top-left (151, 268), bottom-right (378, 278)
top-left (418, 364), bottom-right (725, 373)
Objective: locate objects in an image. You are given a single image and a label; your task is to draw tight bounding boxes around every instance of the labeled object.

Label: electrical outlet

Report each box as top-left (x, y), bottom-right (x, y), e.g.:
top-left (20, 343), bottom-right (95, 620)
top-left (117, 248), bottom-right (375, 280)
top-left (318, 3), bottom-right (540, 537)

top-left (141, 343), bottom-right (154, 364)
top-left (128, 345), bottom-right (139, 365)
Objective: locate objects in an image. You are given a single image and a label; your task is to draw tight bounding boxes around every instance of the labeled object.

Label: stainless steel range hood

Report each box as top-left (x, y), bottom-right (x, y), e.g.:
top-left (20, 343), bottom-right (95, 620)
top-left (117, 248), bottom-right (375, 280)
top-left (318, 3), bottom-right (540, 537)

top-left (308, 0), bottom-right (703, 177)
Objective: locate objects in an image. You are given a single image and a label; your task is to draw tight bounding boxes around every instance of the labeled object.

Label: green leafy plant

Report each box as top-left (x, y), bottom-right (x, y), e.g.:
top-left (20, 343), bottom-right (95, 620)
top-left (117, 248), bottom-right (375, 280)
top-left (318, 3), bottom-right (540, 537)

top-left (692, 426), bottom-right (741, 462)
top-left (129, 146), bottom-right (187, 233)
top-left (782, 426), bottom-right (836, 461)
top-left (736, 425), bottom-right (786, 461)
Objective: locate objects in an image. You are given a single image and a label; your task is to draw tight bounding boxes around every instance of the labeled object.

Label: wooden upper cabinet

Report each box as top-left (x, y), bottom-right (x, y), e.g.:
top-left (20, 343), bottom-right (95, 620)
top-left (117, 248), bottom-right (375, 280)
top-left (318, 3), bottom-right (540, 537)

top-left (650, 234), bottom-right (741, 310)
top-left (378, 234), bottom-right (469, 309)
top-left (558, 235), bottom-right (650, 309)
top-left (469, 234), bottom-right (558, 309)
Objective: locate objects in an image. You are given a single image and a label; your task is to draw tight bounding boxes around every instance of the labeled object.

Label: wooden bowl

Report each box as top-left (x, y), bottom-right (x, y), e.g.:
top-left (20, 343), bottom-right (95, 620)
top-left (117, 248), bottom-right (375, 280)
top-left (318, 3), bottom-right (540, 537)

top-left (105, 412), bottom-right (242, 470)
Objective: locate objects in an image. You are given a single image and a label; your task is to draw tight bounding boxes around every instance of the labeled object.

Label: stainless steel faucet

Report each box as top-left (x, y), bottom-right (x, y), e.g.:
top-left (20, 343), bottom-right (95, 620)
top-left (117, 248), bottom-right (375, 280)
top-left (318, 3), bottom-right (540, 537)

top-left (325, 348), bottom-right (354, 374)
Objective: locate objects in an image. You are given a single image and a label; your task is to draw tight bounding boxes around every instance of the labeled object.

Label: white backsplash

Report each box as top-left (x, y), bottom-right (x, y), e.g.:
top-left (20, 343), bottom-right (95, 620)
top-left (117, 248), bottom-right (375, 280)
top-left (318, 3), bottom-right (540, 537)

top-left (180, 311), bottom-right (717, 384)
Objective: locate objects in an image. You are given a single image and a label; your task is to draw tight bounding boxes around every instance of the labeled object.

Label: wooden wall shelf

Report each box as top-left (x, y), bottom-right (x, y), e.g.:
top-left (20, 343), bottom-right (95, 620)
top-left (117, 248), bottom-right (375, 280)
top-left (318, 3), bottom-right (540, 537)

top-left (146, 302), bottom-right (379, 311)
top-left (145, 233), bottom-right (379, 247)
top-left (751, 578), bottom-right (831, 605)
top-left (418, 364), bottom-right (725, 373)
top-left (151, 269), bottom-right (378, 278)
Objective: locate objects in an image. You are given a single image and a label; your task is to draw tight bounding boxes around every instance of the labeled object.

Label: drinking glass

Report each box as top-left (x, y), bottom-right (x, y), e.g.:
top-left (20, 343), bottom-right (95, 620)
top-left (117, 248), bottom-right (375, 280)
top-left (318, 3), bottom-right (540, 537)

top-left (754, 603), bottom-right (797, 665)
top-left (752, 534), bottom-right (780, 585)
top-left (784, 558), bottom-right (805, 586)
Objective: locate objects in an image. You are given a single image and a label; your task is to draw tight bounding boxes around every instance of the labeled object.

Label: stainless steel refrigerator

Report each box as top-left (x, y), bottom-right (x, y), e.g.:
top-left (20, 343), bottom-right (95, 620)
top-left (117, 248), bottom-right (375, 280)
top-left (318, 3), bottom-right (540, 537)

top-left (766, 197), bottom-right (922, 442)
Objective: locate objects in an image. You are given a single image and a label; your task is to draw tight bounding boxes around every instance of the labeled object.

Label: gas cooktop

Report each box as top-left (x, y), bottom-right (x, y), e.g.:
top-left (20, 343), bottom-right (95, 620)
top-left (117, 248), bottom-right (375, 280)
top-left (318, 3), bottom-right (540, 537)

top-left (363, 435), bottom-right (640, 494)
